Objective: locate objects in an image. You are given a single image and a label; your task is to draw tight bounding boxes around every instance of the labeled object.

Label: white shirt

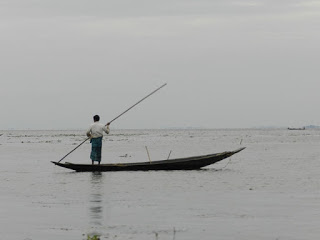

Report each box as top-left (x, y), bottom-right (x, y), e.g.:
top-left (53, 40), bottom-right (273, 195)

top-left (86, 121), bottom-right (110, 138)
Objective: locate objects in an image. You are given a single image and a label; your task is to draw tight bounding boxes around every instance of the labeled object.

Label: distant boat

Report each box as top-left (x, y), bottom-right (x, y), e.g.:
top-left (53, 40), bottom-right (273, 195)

top-left (288, 127), bottom-right (305, 130)
top-left (52, 147), bottom-right (245, 172)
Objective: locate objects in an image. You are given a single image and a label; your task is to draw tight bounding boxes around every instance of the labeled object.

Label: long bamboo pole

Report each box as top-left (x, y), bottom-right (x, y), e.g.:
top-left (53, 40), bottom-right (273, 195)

top-left (107, 83), bottom-right (167, 125)
top-left (57, 83), bottom-right (167, 163)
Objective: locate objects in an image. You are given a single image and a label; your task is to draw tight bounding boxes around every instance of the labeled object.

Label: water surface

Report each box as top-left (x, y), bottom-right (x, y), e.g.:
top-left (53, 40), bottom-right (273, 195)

top-left (1, 129), bottom-right (320, 239)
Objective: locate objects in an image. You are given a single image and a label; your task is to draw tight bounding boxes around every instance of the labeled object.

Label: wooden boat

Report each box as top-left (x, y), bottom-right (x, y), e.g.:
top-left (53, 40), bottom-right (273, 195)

top-left (51, 147), bottom-right (245, 172)
top-left (288, 127), bottom-right (305, 130)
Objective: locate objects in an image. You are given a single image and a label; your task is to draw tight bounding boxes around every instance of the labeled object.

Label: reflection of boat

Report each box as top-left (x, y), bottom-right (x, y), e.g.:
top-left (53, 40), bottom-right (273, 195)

top-left (288, 127), bottom-right (305, 130)
top-left (52, 147), bottom-right (245, 172)
top-left (89, 173), bottom-right (103, 226)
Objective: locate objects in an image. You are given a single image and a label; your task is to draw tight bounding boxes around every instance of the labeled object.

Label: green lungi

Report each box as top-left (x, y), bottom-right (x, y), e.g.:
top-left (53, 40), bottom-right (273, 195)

top-left (90, 137), bottom-right (103, 162)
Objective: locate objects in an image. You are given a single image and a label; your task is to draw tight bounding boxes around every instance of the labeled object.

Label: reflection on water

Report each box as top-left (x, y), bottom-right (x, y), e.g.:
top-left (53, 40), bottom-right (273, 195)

top-left (89, 172), bottom-right (104, 231)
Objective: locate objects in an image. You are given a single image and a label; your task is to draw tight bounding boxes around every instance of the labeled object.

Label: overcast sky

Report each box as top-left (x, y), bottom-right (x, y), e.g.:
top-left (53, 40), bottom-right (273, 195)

top-left (1, 0), bottom-right (319, 129)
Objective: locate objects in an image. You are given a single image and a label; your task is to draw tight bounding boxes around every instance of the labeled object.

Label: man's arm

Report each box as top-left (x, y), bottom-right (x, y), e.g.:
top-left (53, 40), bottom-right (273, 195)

top-left (104, 122), bottom-right (110, 134)
top-left (86, 127), bottom-right (92, 138)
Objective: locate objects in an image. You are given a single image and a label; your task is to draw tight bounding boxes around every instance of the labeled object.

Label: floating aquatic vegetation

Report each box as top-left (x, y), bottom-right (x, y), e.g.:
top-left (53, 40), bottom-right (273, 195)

top-left (87, 234), bottom-right (100, 240)
top-left (119, 154), bottom-right (131, 158)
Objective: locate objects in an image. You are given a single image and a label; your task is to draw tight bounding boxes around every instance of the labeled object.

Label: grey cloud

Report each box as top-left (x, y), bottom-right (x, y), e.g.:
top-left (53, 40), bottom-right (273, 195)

top-left (1, 0), bottom-right (320, 129)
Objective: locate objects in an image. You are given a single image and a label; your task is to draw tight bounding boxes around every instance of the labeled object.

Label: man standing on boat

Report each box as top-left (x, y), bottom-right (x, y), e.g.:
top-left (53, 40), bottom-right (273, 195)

top-left (86, 115), bottom-right (110, 165)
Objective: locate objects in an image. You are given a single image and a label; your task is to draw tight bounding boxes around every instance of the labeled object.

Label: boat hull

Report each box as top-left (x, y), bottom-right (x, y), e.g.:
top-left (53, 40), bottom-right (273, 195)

top-left (52, 147), bottom-right (245, 172)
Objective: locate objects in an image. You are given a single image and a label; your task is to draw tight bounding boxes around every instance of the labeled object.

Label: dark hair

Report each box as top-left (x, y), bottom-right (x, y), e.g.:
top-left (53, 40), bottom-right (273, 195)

top-left (93, 115), bottom-right (100, 121)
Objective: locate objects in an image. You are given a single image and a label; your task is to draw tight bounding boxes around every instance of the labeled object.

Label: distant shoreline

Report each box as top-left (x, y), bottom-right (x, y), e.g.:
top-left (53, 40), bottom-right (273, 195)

top-left (1, 126), bottom-right (320, 131)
